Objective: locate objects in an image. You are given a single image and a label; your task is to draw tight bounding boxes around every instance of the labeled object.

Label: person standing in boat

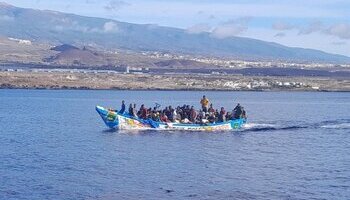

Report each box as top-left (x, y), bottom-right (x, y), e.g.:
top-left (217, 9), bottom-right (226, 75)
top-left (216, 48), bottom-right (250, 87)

top-left (119, 100), bottom-right (126, 114)
top-left (200, 95), bottom-right (210, 112)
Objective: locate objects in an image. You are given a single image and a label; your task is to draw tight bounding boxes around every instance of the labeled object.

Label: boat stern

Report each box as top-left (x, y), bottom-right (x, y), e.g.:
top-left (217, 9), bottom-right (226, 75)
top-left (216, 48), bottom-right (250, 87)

top-left (230, 118), bottom-right (246, 129)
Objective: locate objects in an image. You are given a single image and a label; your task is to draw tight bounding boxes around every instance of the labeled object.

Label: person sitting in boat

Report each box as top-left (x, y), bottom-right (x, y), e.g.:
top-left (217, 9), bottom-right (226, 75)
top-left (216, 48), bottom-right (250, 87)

top-left (182, 105), bottom-right (190, 119)
top-left (208, 112), bottom-right (216, 123)
top-left (233, 103), bottom-right (242, 119)
top-left (172, 107), bottom-right (179, 122)
top-left (128, 103), bottom-right (133, 115)
top-left (189, 106), bottom-right (197, 123)
top-left (163, 107), bottom-right (170, 120)
top-left (151, 111), bottom-right (160, 122)
top-left (200, 95), bottom-right (210, 112)
top-left (175, 107), bottom-right (182, 122)
top-left (119, 100), bottom-right (126, 114)
top-left (196, 109), bottom-right (205, 124)
top-left (230, 109), bottom-right (235, 120)
top-left (160, 112), bottom-right (170, 122)
top-left (132, 104), bottom-right (138, 117)
top-left (147, 108), bottom-right (152, 119)
top-left (181, 117), bottom-right (190, 124)
top-left (208, 103), bottom-right (215, 113)
top-left (218, 107), bottom-right (226, 122)
top-left (241, 107), bottom-right (247, 120)
top-left (168, 106), bottom-right (175, 122)
top-left (200, 113), bottom-right (209, 124)
top-left (214, 109), bottom-right (219, 122)
top-left (179, 106), bottom-right (190, 123)
top-left (181, 109), bottom-right (189, 121)
top-left (225, 111), bottom-right (231, 121)
top-left (139, 104), bottom-right (148, 119)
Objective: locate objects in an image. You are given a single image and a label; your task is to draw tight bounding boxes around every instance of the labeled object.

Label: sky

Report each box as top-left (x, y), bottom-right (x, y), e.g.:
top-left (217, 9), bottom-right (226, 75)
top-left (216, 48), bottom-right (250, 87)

top-left (3, 0), bottom-right (350, 56)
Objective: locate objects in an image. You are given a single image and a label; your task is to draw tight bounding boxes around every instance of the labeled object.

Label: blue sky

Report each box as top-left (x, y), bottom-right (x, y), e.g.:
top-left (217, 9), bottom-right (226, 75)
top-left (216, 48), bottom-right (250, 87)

top-left (4, 0), bottom-right (350, 56)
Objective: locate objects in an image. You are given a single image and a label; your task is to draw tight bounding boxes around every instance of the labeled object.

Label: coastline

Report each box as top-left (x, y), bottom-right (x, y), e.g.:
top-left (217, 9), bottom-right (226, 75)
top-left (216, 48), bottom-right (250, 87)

top-left (2, 87), bottom-right (350, 93)
top-left (1, 71), bottom-right (349, 92)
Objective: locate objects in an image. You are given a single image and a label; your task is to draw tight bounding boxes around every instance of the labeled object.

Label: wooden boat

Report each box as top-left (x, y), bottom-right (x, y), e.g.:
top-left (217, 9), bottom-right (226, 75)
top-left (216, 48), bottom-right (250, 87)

top-left (96, 106), bottom-right (246, 131)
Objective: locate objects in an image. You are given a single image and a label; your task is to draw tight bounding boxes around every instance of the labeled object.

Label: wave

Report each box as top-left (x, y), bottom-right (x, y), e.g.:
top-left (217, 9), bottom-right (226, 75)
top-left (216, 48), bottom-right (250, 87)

top-left (317, 119), bottom-right (350, 130)
top-left (242, 123), bottom-right (307, 132)
top-left (243, 119), bottom-right (350, 133)
top-left (321, 123), bottom-right (350, 129)
top-left (101, 120), bottom-right (349, 134)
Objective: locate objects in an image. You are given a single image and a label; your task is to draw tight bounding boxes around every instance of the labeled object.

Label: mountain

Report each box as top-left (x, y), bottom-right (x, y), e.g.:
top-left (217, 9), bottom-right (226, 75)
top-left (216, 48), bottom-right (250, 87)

top-left (44, 45), bottom-right (107, 66)
top-left (0, 2), bottom-right (349, 63)
top-left (50, 44), bottom-right (79, 52)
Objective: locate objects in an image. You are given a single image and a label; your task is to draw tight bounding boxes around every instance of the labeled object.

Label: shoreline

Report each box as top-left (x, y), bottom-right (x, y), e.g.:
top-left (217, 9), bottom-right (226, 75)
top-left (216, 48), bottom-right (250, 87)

top-left (1, 86), bottom-right (350, 93)
top-left (1, 71), bottom-right (349, 92)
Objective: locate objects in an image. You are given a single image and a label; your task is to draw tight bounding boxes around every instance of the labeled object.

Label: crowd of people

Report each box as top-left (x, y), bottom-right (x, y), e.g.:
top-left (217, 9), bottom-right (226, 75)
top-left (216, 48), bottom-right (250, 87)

top-left (115, 96), bottom-right (247, 124)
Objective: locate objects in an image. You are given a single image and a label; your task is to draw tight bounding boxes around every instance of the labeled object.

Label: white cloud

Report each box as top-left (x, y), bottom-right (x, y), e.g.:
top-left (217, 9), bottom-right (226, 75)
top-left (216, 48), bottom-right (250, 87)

top-left (3, 0), bottom-right (349, 56)
top-left (104, 0), bottom-right (130, 12)
top-left (326, 23), bottom-right (350, 39)
top-left (51, 18), bottom-right (119, 33)
top-left (117, 1), bottom-right (348, 25)
top-left (211, 25), bottom-right (247, 39)
top-left (185, 17), bottom-right (251, 38)
top-left (103, 21), bottom-right (119, 33)
top-left (271, 21), bottom-right (350, 40)
top-left (298, 21), bottom-right (323, 35)
top-left (210, 17), bottom-right (251, 39)
top-left (243, 27), bottom-right (350, 56)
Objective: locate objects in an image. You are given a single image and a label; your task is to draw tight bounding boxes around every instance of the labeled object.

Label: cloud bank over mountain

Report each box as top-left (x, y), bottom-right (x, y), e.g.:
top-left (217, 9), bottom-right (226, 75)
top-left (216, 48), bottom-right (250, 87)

top-left (4, 0), bottom-right (350, 56)
top-left (0, 3), bottom-right (349, 63)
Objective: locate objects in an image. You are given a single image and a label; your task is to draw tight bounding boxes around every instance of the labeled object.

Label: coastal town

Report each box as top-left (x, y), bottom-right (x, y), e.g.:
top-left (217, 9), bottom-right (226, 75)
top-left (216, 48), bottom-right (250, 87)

top-left (1, 69), bottom-right (349, 91)
top-left (146, 51), bottom-right (350, 69)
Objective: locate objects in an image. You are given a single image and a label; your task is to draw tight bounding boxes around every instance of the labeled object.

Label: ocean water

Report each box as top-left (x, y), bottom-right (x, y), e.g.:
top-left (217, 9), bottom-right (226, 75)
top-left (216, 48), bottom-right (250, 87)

top-left (0, 89), bottom-right (349, 200)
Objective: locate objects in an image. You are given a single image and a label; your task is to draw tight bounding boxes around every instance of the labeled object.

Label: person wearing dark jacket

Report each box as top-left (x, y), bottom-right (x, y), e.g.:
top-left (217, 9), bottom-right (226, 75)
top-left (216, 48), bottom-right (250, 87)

top-left (128, 103), bottom-right (133, 115)
top-left (119, 100), bottom-right (126, 114)
top-left (233, 103), bottom-right (242, 119)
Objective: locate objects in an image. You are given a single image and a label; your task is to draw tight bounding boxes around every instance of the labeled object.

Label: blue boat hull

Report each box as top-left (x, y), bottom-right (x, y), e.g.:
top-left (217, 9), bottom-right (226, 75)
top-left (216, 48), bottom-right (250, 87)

top-left (96, 106), bottom-right (246, 131)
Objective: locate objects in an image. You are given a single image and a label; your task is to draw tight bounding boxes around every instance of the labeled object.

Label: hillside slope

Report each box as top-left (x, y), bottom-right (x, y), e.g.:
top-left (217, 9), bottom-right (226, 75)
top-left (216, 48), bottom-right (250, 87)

top-left (0, 3), bottom-right (349, 63)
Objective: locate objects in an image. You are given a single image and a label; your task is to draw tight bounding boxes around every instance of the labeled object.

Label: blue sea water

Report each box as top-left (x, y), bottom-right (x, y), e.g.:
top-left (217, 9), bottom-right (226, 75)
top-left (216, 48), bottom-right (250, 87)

top-left (0, 89), bottom-right (349, 200)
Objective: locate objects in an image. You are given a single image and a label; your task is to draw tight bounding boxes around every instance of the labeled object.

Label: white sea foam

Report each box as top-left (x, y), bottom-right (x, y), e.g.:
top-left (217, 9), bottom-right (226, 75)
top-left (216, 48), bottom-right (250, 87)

top-left (243, 123), bottom-right (277, 129)
top-left (321, 123), bottom-right (350, 129)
